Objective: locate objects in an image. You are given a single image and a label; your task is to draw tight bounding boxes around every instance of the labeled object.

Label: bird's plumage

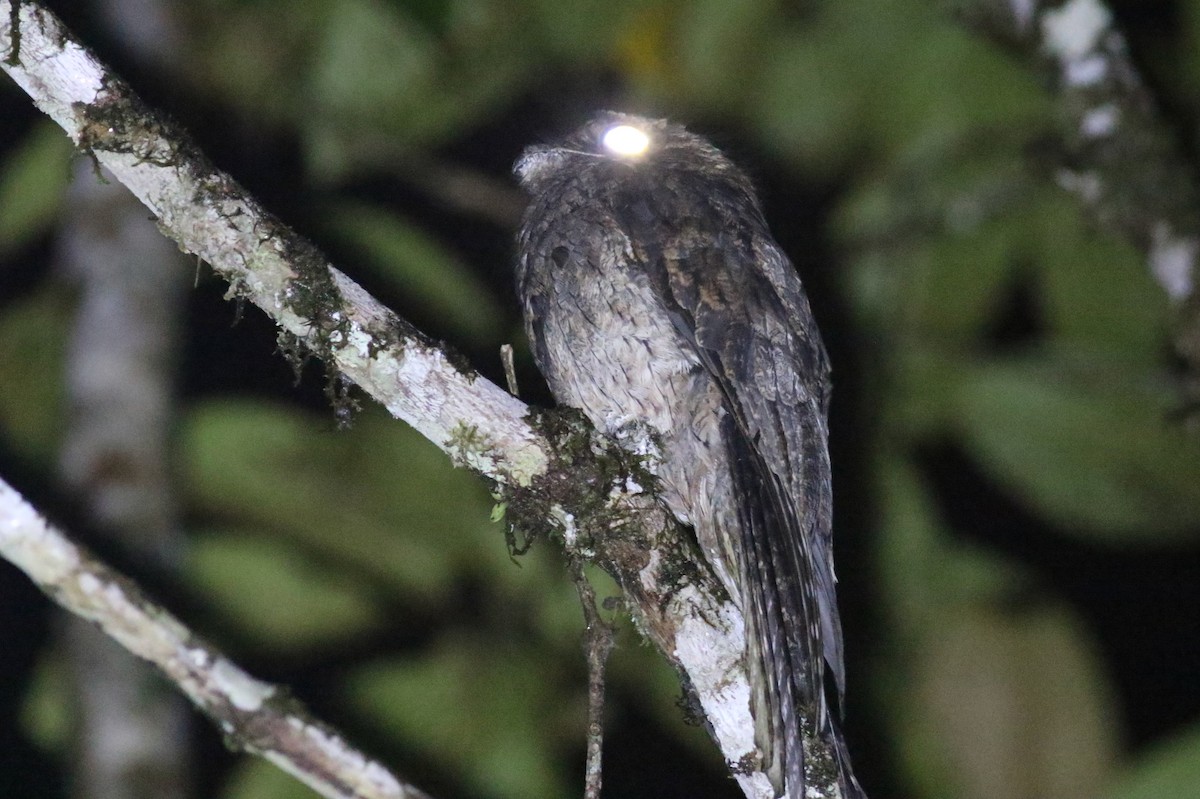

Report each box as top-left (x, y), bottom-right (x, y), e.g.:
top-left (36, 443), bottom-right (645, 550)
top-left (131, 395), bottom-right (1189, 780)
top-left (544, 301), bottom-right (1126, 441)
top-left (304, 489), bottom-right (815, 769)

top-left (515, 112), bottom-right (862, 798)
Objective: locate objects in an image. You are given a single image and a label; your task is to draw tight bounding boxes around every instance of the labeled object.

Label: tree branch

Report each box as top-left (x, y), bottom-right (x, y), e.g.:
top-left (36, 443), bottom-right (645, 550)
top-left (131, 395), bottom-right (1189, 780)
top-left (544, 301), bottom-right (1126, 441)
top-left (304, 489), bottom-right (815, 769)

top-left (960, 0), bottom-right (1200, 400)
top-left (0, 475), bottom-right (436, 799)
top-left (56, 154), bottom-right (194, 799)
top-left (0, 3), bottom-right (843, 797)
top-left (567, 557), bottom-right (614, 799)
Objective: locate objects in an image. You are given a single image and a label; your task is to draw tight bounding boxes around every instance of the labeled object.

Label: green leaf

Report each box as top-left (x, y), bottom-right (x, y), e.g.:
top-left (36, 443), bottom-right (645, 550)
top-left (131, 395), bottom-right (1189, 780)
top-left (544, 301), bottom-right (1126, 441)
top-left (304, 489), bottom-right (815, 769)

top-left (868, 23), bottom-right (1047, 159)
top-left (186, 529), bottom-right (384, 654)
top-left (317, 200), bottom-right (504, 345)
top-left (525, 0), bottom-right (640, 62)
top-left (301, 0), bottom-right (532, 157)
top-left (220, 757), bottom-right (323, 799)
top-left (0, 121), bottom-right (74, 258)
top-left (181, 397), bottom-right (590, 653)
top-left (875, 453), bottom-right (950, 625)
top-left (307, 0), bottom-right (438, 130)
top-left (0, 284), bottom-right (71, 463)
top-left (904, 215), bottom-right (1021, 339)
top-left (954, 353), bottom-right (1200, 541)
top-left (671, 0), bottom-right (775, 107)
top-left (1034, 195), bottom-right (1168, 360)
top-left (752, 0), bottom-right (1046, 175)
top-left (835, 130), bottom-right (1036, 346)
top-left (181, 400), bottom-right (499, 602)
top-left (752, 31), bottom-right (865, 176)
top-left (19, 650), bottom-right (69, 753)
top-left (1108, 724), bottom-right (1200, 799)
top-left (345, 635), bottom-right (578, 799)
top-left (874, 466), bottom-right (1116, 798)
top-left (897, 601), bottom-right (1117, 799)
top-left (876, 456), bottom-right (1030, 623)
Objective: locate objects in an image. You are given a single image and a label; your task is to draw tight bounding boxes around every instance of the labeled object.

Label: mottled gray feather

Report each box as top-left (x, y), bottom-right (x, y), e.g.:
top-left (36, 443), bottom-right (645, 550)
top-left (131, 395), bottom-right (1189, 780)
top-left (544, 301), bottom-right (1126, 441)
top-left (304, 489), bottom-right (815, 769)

top-left (515, 112), bottom-right (862, 799)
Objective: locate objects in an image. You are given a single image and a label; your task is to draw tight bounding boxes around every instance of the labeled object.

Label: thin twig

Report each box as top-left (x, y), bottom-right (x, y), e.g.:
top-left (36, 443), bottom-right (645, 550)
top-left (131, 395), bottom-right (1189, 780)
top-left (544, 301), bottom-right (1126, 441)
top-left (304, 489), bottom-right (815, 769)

top-left (568, 556), bottom-right (615, 799)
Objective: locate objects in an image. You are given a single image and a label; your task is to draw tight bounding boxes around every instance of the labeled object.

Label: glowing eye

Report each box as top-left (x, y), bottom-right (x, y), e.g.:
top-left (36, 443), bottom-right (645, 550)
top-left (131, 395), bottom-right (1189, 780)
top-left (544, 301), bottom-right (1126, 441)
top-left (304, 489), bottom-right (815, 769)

top-left (601, 124), bottom-right (650, 158)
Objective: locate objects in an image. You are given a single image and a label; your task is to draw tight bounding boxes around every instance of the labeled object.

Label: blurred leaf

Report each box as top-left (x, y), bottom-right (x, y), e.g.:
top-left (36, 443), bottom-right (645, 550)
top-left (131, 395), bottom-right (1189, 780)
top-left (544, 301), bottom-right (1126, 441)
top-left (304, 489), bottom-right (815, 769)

top-left (346, 635), bottom-right (579, 799)
top-left (750, 0), bottom-right (918, 172)
top-left (835, 129), bottom-right (1036, 345)
top-left (898, 209), bottom-right (1021, 339)
top-left (0, 284), bottom-right (70, 463)
top-left (317, 200), bottom-right (503, 345)
top-left (182, 1), bottom-right (329, 125)
top-left (876, 457), bottom-right (1115, 798)
top-left (19, 650), bottom-right (69, 753)
top-left (302, 0), bottom-right (533, 164)
top-left (1034, 195), bottom-right (1169, 360)
top-left (612, 6), bottom-right (675, 90)
top-left (875, 452), bottom-right (950, 626)
top-left (0, 121), bottom-right (73, 258)
top-left (752, 30), bottom-right (865, 176)
top-left (221, 757), bottom-right (323, 799)
top-left (879, 345), bottom-right (970, 440)
top-left (1108, 724), bottom-right (1200, 799)
top-left (899, 601), bottom-right (1116, 799)
top-left (876, 455), bottom-right (1030, 627)
top-left (187, 0), bottom-right (532, 168)
top-left (670, 0), bottom-right (775, 106)
top-left (1181, 4), bottom-right (1200, 122)
top-left (182, 398), bottom-right (598, 665)
top-left (182, 400), bottom-right (499, 602)
top-left (308, 0), bottom-right (438, 130)
top-left (526, 0), bottom-right (641, 62)
top-left (954, 353), bottom-right (1200, 541)
top-left (751, 0), bottom-right (1046, 175)
top-left (841, 245), bottom-right (910, 337)
top-left (871, 23), bottom-right (1046, 159)
top-left (186, 529), bottom-right (384, 654)
top-left (403, 0), bottom-right (456, 37)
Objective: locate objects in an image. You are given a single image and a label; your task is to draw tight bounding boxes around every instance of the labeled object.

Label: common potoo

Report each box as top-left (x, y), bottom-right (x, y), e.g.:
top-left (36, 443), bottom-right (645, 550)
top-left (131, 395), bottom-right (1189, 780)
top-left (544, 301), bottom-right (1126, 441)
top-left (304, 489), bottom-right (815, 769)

top-left (515, 113), bottom-right (863, 799)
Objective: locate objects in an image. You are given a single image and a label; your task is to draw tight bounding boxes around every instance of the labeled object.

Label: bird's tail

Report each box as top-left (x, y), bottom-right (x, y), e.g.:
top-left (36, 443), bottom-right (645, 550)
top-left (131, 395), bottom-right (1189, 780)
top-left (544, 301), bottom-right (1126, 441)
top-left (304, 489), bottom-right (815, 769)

top-left (726, 424), bottom-right (866, 798)
top-left (826, 709), bottom-right (867, 799)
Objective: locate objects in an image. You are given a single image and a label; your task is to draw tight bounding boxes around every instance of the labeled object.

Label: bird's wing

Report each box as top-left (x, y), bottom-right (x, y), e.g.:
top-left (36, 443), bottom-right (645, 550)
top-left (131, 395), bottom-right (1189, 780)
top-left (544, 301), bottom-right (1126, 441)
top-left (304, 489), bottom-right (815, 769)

top-left (611, 186), bottom-right (843, 793)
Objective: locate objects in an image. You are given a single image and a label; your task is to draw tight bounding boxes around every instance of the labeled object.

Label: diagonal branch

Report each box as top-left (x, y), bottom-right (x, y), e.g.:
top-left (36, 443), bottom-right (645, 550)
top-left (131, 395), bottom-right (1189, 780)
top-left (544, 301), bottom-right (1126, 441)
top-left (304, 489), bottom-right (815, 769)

top-left (0, 475), bottom-right (436, 799)
top-left (0, 3), bottom-right (845, 797)
top-left (959, 0), bottom-right (1200, 400)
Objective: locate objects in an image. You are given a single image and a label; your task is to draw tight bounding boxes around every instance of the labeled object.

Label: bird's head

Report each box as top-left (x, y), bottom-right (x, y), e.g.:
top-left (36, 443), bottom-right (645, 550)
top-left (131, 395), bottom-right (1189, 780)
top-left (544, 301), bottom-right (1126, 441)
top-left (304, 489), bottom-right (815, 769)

top-left (514, 112), bottom-right (748, 199)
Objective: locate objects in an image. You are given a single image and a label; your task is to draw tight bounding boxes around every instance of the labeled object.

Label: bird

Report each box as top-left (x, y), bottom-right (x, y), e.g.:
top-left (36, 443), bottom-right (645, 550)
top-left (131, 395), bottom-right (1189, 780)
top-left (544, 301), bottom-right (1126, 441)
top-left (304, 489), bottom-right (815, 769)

top-left (513, 111), bottom-right (863, 799)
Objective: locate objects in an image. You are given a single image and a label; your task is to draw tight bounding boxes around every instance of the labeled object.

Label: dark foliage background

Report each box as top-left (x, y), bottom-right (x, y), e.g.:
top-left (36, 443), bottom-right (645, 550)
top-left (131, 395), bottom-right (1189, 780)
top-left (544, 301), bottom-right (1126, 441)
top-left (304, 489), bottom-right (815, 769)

top-left (1, 1), bottom-right (1198, 798)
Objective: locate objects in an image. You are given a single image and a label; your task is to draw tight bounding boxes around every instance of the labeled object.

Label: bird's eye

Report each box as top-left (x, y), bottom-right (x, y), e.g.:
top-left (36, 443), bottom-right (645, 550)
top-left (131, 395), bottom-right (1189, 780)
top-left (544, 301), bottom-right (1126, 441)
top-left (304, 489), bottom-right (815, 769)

top-left (600, 124), bottom-right (650, 158)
